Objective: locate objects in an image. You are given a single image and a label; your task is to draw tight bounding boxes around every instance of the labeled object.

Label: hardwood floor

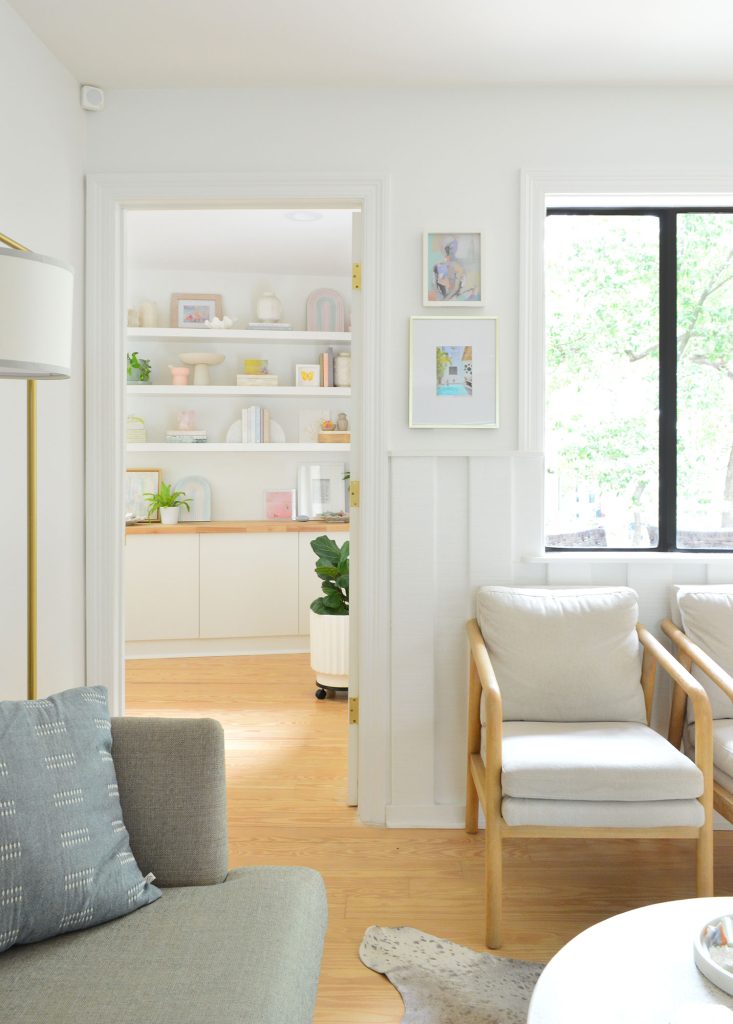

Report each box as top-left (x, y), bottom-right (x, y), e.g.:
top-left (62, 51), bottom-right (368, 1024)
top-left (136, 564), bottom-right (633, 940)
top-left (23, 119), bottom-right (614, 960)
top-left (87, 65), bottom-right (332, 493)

top-left (126, 653), bottom-right (733, 1023)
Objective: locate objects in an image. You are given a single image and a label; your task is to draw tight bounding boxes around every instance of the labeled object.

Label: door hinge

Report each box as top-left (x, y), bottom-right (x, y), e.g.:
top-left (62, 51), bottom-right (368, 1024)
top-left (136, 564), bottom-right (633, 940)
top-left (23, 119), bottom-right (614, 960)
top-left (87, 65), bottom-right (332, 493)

top-left (349, 479), bottom-right (360, 508)
top-left (352, 262), bottom-right (362, 290)
top-left (349, 697), bottom-right (359, 725)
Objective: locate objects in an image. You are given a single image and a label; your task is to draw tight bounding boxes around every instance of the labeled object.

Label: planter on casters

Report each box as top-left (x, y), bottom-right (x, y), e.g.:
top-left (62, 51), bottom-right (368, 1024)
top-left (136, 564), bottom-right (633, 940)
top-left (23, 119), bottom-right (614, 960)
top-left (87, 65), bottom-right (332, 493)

top-left (309, 610), bottom-right (348, 700)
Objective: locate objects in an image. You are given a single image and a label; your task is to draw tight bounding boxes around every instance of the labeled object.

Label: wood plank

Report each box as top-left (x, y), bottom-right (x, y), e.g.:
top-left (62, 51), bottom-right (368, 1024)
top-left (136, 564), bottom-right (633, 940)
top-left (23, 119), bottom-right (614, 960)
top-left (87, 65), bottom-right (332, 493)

top-left (126, 653), bottom-right (733, 1023)
top-left (126, 519), bottom-right (350, 535)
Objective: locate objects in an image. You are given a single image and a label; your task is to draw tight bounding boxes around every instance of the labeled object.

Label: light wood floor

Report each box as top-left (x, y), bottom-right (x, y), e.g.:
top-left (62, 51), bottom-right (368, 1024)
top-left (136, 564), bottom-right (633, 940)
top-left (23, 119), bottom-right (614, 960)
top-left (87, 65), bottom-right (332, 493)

top-left (126, 654), bottom-right (733, 1023)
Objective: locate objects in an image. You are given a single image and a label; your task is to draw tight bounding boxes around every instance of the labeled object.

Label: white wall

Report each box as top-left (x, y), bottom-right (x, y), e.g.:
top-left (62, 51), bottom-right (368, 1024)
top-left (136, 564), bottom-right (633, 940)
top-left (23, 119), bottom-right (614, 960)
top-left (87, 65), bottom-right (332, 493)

top-left (87, 85), bottom-right (733, 823)
top-left (0, 0), bottom-right (86, 700)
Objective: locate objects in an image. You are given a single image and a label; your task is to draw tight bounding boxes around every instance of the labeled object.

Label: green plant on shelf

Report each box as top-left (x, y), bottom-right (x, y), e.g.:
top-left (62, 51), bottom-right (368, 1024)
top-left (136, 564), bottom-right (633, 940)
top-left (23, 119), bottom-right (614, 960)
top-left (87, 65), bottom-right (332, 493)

top-left (143, 481), bottom-right (191, 516)
top-left (310, 535), bottom-right (349, 616)
top-left (127, 351), bottom-right (151, 383)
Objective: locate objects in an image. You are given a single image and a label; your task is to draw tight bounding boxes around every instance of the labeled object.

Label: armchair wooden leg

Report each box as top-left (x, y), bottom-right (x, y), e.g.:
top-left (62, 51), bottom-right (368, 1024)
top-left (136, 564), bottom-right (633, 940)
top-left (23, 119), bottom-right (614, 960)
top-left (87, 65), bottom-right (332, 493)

top-left (466, 769), bottom-right (479, 834)
top-left (485, 813), bottom-right (503, 948)
top-left (466, 657), bottom-right (481, 835)
top-left (697, 816), bottom-right (714, 897)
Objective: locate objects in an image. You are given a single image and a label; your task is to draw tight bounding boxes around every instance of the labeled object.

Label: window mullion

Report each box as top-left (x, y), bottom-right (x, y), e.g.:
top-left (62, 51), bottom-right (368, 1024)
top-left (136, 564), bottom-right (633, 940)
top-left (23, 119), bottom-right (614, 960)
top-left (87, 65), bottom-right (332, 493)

top-left (658, 211), bottom-right (678, 551)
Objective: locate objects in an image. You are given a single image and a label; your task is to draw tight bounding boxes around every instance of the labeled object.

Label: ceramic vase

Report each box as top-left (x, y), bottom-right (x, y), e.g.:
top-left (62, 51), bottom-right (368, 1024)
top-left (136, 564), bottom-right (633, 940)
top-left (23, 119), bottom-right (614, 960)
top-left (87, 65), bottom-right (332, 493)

top-left (139, 301), bottom-right (158, 327)
top-left (169, 365), bottom-right (190, 385)
top-left (334, 352), bottom-right (351, 387)
top-left (256, 292), bottom-right (283, 323)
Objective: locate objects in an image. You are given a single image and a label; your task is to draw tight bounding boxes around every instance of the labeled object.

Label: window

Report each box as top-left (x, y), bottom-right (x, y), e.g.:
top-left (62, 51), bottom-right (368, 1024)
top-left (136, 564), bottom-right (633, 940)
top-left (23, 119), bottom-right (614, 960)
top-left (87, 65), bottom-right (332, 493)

top-left (545, 208), bottom-right (733, 552)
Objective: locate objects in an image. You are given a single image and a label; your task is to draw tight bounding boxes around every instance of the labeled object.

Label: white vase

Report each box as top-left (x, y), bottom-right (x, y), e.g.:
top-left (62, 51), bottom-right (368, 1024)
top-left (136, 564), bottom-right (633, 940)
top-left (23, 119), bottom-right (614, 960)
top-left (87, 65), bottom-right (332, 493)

top-left (334, 352), bottom-right (351, 387)
top-left (309, 610), bottom-right (349, 688)
top-left (256, 292), bottom-right (283, 323)
top-left (139, 300), bottom-right (158, 327)
top-left (160, 507), bottom-right (180, 525)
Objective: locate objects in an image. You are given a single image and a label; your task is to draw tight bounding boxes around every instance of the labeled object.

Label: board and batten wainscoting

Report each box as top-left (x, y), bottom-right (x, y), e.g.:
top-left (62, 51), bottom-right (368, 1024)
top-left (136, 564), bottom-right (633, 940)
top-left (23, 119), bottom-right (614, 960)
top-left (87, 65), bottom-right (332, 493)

top-left (387, 451), bottom-right (733, 829)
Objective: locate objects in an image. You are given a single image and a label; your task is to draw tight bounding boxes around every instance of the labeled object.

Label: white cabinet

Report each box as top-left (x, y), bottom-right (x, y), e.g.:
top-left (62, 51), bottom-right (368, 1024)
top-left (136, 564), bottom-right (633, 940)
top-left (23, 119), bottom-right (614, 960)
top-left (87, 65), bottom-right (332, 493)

top-left (199, 533), bottom-right (299, 638)
top-left (125, 534), bottom-right (199, 641)
top-left (298, 531), bottom-right (349, 634)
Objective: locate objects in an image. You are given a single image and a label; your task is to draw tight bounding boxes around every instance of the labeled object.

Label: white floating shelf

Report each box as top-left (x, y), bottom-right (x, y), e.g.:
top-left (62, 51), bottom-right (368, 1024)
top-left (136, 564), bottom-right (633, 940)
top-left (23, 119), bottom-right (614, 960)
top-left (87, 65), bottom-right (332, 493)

top-left (126, 385), bottom-right (351, 397)
top-left (126, 443), bottom-right (350, 453)
top-left (127, 327), bottom-right (351, 344)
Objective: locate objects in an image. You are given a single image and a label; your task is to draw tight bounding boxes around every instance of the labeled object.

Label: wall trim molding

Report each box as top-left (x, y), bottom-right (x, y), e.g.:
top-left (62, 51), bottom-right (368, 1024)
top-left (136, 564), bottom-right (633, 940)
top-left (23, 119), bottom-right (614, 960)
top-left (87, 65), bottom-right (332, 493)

top-left (85, 170), bottom-right (391, 825)
top-left (385, 804), bottom-right (466, 829)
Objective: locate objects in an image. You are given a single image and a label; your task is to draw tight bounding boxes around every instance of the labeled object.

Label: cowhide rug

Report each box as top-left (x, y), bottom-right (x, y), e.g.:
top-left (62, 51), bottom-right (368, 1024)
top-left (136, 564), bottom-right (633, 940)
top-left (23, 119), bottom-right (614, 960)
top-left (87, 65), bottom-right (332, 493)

top-left (359, 925), bottom-right (543, 1024)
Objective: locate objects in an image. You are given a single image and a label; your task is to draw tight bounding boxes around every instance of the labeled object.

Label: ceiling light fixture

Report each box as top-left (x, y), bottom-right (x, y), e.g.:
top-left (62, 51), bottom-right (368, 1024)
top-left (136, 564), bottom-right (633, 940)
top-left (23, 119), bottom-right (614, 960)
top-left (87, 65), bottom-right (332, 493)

top-left (285, 211), bottom-right (323, 223)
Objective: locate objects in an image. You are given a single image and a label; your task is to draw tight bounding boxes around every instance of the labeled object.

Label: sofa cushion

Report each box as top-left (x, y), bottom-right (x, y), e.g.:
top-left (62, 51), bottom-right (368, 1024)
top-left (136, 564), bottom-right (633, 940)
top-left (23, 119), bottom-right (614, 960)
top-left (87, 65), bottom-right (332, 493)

top-left (501, 797), bottom-right (704, 828)
top-left (0, 866), bottom-right (327, 1024)
top-left (481, 721), bottom-right (703, 801)
top-left (475, 586), bottom-right (645, 723)
top-left (671, 585), bottom-right (733, 720)
top-left (0, 687), bottom-right (160, 954)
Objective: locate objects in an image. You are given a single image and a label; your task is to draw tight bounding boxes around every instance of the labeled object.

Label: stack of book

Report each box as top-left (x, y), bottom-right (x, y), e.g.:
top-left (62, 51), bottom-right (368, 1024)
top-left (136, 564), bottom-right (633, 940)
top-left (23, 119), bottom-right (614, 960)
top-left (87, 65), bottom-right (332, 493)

top-left (319, 347), bottom-right (338, 388)
top-left (241, 407), bottom-right (271, 443)
top-left (165, 430), bottom-right (207, 444)
top-left (127, 415), bottom-right (146, 443)
top-left (237, 374), bottom-right (279, 387)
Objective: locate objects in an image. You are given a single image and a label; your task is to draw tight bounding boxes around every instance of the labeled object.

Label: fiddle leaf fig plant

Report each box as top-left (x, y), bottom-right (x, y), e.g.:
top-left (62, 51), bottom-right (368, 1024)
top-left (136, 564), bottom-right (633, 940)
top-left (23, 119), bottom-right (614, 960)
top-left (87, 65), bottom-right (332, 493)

top-left (143, 480), bottom-right (191, 516)
top-left (310, 535), bottom-right (349, 616)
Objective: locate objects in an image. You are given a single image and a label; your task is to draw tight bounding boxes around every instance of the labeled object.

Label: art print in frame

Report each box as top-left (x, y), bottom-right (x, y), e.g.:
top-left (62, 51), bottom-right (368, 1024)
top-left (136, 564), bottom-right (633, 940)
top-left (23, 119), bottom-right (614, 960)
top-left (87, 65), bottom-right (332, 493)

top-left (125, 468), bottom-right (161, 522)
top-left (297, 463), bottom-right (347, 518)
top-left (409, 316), bottom-right (498, 429)
top-left (295, 363), bottom-right (321, 387)
top-left (423, 232), bottom-right (484, 306)
top-left (264, 489), bottom-right (296, 521)
top-left (170, 293), bottom-right (223, 328)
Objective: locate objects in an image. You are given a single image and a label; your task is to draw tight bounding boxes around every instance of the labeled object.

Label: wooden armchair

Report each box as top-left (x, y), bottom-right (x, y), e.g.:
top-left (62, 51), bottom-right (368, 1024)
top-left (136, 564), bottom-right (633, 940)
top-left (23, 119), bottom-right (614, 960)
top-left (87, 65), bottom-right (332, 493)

top-left (466, 586), bottom-right (713, 949)
top-left (663, 584), bottom-right (733, 826)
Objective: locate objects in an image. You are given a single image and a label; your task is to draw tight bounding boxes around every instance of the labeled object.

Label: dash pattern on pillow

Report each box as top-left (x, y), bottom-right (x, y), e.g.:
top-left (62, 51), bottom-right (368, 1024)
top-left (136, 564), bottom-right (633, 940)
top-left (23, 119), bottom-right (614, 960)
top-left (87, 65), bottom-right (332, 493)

top-left (0, 686), bottom-right (160, 953)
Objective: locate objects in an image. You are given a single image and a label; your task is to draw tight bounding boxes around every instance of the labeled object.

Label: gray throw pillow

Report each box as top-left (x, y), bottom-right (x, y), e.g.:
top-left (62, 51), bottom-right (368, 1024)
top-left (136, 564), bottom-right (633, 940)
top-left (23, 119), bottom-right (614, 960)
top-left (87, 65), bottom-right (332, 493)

top-left (0, 686), bottom-right (160, 952)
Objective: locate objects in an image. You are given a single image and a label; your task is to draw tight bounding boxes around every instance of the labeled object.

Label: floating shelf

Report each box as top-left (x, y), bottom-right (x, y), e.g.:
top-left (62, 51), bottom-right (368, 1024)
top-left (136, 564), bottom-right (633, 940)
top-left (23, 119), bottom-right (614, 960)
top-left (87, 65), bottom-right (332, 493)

top-left (126, 443), bottom-right (350, 453)
top-left (126, 385), bottom-right (351, 397)
top-left (127, 327), bottom-right (351, 344)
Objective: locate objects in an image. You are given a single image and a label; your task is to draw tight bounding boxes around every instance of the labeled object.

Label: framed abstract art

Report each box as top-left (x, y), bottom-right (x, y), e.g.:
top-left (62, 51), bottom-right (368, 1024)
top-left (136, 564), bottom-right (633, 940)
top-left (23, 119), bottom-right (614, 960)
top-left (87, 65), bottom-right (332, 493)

top-left (423, 232), bottom-right (484, 306)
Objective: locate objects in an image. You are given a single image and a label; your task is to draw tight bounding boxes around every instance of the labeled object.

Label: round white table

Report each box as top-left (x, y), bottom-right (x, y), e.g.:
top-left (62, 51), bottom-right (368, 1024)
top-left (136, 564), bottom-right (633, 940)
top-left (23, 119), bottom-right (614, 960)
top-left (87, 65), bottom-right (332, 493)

top-left (528, 899), bottom-right (733, 1024)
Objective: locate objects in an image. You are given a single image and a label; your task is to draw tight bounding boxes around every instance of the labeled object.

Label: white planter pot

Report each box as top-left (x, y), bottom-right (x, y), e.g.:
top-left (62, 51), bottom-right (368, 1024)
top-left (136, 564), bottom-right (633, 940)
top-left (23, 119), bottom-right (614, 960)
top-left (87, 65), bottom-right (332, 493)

top-left (309, 610), bottom-right (349, 688)
top-left (160, 507), bottom-right (180, 525)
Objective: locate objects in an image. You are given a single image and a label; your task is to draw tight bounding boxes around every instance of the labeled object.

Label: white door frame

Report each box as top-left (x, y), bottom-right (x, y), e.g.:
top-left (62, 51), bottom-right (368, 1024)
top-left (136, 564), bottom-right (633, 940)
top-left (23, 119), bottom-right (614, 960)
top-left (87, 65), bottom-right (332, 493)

top-left (85, 172), bottom-right (391, 824)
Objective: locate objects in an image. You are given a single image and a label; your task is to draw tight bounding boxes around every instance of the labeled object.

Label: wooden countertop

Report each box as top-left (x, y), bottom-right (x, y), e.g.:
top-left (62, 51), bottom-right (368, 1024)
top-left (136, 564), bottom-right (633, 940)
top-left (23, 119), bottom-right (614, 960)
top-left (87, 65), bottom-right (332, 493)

top-left (125, 519), bottom-right (350, 535)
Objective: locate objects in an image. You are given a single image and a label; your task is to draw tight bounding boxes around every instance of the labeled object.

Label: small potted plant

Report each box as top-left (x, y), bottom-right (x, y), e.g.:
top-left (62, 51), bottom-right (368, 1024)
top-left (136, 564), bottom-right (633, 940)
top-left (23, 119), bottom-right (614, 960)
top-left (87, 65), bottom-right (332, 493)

top-left (143, 481), bottom-right (191, 525)
top-left (127, 351), bottom-right (152, 384)
top-left (309, 535), bottom-right (349, 699)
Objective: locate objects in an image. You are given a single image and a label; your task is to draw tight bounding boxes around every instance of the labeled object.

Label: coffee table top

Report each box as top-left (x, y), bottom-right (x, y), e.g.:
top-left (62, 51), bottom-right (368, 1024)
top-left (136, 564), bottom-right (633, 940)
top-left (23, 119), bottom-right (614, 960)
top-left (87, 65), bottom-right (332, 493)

top-left (528, 898), bottom-right (733, 1024)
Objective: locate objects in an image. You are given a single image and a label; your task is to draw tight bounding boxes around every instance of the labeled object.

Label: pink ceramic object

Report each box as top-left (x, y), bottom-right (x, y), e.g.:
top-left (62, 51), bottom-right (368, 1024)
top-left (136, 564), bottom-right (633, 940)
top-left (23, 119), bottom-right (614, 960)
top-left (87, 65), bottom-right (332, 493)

top-left (169, 365), bottom-right (190, 385)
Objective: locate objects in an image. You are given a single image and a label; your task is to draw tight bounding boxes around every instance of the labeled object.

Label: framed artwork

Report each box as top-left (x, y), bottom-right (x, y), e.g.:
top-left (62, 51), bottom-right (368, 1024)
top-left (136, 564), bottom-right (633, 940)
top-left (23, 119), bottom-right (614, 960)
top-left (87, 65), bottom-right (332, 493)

top-left (297, 463), bottom-right (347, 518)
top-left (265, 489), bottom-right (296, 521)
top-left (423, 232), bottom-right (484, 306)
top-left (409, 316), bottom-right (498, 429)
top-left (125, 468), bottom-right (161, 522)
top-left (295, 363), bottom-right (321, 387)
top-left (170, 293), bottom-right (223, 328)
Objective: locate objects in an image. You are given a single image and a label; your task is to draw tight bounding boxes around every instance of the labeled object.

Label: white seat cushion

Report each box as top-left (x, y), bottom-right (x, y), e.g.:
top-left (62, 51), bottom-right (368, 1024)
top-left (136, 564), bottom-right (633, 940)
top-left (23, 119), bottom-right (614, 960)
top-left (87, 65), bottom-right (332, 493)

top-left (670, 585), bottom-right (733, 721)
top-left (476, 586), bottom-right (645, 723)
top-left (687, 719), bottom-right (733, 784)
top-left (480, 721), bottom-right (703, 801)
top-left (501, 797), bottom-right (704, 828)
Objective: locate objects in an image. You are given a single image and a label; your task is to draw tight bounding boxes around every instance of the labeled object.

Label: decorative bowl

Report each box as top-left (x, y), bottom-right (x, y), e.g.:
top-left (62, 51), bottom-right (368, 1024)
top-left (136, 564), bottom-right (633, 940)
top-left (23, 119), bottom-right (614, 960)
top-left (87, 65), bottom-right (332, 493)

top-left (694, 915), bottom-right (733, 996)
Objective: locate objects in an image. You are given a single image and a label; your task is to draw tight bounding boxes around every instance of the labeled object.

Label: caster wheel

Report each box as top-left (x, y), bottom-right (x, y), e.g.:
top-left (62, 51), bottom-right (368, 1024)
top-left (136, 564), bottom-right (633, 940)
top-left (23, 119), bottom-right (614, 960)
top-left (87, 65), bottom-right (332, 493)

top-left (315, 688), bottom-right (327, 700)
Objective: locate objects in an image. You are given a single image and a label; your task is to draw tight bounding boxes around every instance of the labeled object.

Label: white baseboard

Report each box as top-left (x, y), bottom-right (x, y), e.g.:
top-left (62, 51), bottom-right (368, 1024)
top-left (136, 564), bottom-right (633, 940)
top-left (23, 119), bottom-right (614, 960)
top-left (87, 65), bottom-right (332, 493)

top-left (385, 804), bottom-right (466, 828)
top-left (125, 636), bottom-right (310, 660)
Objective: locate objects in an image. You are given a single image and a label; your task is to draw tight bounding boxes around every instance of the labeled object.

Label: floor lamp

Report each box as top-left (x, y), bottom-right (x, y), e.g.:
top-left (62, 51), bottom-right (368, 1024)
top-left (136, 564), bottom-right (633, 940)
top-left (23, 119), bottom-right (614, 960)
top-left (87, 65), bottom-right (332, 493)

top-left (0, 233), bottom-right (73, 700)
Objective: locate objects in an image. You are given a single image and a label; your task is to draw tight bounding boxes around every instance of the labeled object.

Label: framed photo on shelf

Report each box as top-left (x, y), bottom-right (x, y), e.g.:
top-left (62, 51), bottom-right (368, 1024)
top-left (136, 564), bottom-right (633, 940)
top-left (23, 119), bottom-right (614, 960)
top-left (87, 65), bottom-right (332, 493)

top-left (297, 463), bottom-right (347, 518)
top-left (264, 489), bottom-right (296, 521)
top-left (170, 293), bottom-right (223, 328)
top-left (295, 363), bottom-right (321, 387)
top-left (423, 232), bottom-right (484, 306)
top-left (409, 316), bottom-right (498, 429)
top-left (125, 468), bottom-right (161, 522)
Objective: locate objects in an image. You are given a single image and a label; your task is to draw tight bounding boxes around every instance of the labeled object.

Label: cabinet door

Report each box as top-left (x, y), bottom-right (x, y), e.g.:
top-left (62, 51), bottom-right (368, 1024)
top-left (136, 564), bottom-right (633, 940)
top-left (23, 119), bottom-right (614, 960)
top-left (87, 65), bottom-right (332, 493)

top-left (200, 533), bottom-right (299, 638)
top-left (125, 534), bottom-right (199, 641)
top-left (298, 531), bottom-right (349, 634)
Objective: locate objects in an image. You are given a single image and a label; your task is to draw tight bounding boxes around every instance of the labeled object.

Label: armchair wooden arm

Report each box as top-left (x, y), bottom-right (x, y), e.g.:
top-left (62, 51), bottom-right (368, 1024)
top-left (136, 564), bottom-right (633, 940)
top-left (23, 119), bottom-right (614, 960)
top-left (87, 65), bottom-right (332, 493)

top-left (661, 618), bottom-right (733, 703)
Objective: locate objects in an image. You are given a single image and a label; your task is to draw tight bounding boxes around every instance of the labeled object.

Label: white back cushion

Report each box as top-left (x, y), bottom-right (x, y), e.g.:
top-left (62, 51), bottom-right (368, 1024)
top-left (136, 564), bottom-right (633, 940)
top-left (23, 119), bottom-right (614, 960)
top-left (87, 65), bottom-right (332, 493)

top-left (476, 586), bottom-right (645, 723)
top-left (672, 585), bottom-right (733, 720)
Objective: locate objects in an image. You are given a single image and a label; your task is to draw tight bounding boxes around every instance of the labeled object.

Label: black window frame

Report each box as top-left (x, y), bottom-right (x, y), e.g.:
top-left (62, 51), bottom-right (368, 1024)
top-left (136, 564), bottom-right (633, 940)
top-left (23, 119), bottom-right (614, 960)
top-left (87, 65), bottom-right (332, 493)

top-left (545, 205), bottom-right (733, 554)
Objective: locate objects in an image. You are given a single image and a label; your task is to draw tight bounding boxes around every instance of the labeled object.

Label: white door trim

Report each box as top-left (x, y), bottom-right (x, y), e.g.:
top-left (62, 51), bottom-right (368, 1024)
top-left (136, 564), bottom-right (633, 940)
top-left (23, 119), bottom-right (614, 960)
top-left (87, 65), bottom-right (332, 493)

top-left (85, 171), bottom-right (391, 825)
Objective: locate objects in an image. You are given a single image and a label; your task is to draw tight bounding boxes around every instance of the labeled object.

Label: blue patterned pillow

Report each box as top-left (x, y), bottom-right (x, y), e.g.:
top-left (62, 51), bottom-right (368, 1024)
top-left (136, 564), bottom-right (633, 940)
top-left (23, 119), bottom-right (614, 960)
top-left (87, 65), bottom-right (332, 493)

top-left (0, 686), bottom-right (160, 952)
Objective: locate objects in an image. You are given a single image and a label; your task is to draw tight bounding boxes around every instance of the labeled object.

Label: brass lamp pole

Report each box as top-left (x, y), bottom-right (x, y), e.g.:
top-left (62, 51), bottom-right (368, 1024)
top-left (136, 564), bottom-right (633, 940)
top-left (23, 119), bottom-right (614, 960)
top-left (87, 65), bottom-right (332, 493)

top-left (0, 232), bottom-right (73, 700)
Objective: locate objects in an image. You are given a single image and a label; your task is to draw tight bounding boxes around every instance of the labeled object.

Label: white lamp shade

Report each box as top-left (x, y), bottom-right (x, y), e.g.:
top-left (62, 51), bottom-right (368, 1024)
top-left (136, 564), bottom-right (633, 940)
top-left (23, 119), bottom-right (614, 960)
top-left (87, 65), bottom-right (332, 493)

top-left (0, 249), bottom-right (73, 379)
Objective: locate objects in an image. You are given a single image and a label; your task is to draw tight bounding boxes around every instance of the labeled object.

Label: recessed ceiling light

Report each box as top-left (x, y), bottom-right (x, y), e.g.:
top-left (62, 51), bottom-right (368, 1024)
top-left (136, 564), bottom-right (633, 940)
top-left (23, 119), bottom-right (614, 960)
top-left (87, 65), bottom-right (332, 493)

top-left (285, 211), bottom-right (323, 222)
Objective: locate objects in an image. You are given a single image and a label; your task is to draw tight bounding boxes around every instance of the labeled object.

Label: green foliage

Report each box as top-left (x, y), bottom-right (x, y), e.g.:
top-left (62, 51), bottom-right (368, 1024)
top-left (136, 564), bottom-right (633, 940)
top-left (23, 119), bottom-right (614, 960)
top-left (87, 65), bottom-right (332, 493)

top-left (143, 480), bottom-right (191, 514)
top-left (309, 535), bottom-right (349, 616)
top-left (127, 351), bottom-right (151, 382)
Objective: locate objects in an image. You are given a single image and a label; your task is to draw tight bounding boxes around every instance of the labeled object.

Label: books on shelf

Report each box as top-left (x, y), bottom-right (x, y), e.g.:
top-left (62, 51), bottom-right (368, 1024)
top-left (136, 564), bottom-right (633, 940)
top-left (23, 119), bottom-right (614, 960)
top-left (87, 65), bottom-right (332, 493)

top-left (241, 406), bottom-right (271, 443)
top-left (165, 430), bottom-right (207, 443)
top-left (236, 374), bottom-right (279, 387)
top-left (319, 346), bottom-right (337, 388)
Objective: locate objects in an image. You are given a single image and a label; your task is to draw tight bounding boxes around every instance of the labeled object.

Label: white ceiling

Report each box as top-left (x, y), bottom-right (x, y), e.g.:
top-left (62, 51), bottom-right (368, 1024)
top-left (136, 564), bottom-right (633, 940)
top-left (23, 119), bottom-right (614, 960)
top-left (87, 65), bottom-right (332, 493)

top-left (10, 0), bottom-right (733, 88)
top-left (126, 209), bottom-right (353, 275)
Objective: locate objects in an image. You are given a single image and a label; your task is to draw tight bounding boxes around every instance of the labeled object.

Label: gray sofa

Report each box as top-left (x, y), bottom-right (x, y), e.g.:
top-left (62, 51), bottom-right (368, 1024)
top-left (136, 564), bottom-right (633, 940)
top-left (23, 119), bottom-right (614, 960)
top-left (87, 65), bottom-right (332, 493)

top-left (0, 718), bottom-right (328, 1024)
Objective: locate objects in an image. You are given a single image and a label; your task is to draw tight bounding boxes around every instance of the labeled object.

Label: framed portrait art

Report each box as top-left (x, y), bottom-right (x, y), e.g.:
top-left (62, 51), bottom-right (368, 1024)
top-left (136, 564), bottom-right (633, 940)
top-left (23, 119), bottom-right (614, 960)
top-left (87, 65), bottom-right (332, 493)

top-left (423, 232), bottom-right (484, 306)
top-left (409, 316), bottom-right (498, 429)
top-left (170, 293), bottom-right (223, 328)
